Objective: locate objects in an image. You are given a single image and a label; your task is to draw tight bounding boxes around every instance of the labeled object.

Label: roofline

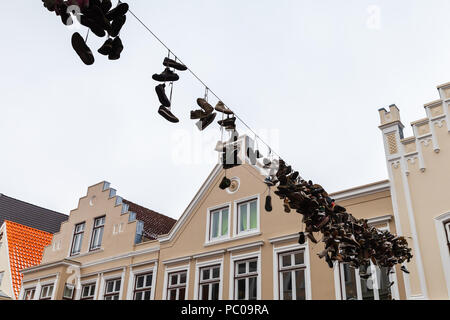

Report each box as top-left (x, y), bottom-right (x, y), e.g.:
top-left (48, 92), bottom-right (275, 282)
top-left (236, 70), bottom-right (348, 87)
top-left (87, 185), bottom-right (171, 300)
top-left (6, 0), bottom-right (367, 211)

top-left (20, 259), bottom-right (81, 274)
top-left (0, 193), bottom-right (67, 219)
top-left (329, 180), bottom-right (391, 201)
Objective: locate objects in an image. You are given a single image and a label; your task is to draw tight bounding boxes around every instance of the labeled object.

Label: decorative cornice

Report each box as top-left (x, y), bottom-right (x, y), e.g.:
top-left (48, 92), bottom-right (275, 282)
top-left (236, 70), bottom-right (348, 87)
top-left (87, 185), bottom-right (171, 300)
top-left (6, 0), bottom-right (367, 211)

top-left (330, 180), bottom-right (390, 201)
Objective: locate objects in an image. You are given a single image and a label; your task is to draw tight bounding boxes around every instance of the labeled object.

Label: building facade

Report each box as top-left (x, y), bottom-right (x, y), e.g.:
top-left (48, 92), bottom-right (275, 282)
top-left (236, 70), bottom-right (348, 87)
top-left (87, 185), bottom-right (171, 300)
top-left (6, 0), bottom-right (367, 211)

top-left (19, 81), bottom-right (450, 300)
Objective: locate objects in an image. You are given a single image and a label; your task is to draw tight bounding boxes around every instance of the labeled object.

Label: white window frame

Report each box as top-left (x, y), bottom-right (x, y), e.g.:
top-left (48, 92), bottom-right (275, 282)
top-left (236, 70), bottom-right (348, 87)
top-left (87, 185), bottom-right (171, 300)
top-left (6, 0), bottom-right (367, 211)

top-left (133, 272), bottom-right (154, 300)
top-left (229, 250), bottom-right (261, 300)
top-left (193, 258), bottom-right (224, 300)
top-left (103, 278), bottom-right (122, 300)
top-left (62, 283), bottom-right (75, 300)
top-left (90, 216), bottom-right (106, 252)
top-left (163, 264), bottom-right (190, 300)
top-left (22, 287), bottom-right (36, 300)
top-left (273, 243), bottom-right (312, 300)
top-left (79, 282), bottom-right (97, 300)
top-left (98, 270), bottom-right (125, 300)
top-left (205, 203), bottom-right (231, 244)
top-left (126, 265), bottom-right (157, 300)
top-left (70, 222), bottom-right (85, 256)
top-left (434, 212), bottom-right (450, 298)
top-left (233, 194), bottom-right (260, 237)
top-left (39, 283), bottom-right (55, 300)
top-left (333, 222), bottom-right (400, 300)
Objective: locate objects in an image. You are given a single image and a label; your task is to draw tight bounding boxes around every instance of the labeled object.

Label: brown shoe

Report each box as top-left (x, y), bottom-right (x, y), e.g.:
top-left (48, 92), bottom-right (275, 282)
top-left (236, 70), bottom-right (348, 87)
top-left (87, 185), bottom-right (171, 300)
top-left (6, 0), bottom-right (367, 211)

top-left (197, 98), bottom-right (214, 114)
top-left (215, 101), bottom-right (234, 115)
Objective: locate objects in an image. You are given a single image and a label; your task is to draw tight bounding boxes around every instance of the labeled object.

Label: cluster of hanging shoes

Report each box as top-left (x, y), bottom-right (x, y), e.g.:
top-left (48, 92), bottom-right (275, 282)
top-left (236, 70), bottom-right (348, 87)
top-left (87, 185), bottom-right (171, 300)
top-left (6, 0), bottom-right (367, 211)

top-left (152, 56), bottom-right (188, 123)
top-left (267, 159), bottom-right (413, 277)
top-left (42, 0), bottom-right (129, 65)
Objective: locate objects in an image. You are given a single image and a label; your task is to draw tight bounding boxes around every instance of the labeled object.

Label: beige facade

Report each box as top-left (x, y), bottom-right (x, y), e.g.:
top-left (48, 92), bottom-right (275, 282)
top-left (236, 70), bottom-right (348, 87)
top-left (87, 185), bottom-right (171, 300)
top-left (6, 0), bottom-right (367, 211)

top-left (18, 82), bottom-right (450, 300)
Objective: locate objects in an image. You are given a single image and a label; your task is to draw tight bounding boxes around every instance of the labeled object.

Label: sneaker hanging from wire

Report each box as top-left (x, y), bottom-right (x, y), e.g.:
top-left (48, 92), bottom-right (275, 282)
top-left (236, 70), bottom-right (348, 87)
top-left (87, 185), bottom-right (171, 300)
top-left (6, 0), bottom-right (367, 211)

top-left (215, 101), bottom-right (234, 115)
top-left (158, 106), bottom-right (179, 123)
top-left (155, 84), bottom-right (171, 107)
top-left (163, 57), bottom-right (188, 71)
top-left (71, 32), bottom-right (95, 65)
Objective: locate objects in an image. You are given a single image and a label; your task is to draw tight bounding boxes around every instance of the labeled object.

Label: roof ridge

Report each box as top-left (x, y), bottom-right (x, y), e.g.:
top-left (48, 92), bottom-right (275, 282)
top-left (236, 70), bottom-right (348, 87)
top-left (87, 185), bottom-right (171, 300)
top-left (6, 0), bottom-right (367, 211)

top-left (0, 194), bottom-right (67, 218)
top-left (123, 199), bottom-right (176, 222)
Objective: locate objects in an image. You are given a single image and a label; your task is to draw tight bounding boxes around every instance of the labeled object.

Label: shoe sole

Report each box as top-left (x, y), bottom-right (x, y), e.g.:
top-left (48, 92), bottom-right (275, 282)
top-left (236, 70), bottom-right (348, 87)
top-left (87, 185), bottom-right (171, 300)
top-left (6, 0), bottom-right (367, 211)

top-left (71, 32), bottom-right (94, 65)
top-left (163, 58), bottom-right (188, 71)
top-left (158, 106), bottom-right (179, 123)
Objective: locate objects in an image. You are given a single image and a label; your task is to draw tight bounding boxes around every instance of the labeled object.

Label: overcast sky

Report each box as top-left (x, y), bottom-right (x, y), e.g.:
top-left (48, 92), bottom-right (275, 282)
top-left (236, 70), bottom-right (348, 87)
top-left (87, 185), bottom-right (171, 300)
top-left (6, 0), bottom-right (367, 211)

top-left (1, 1), bottom-right (450, 219)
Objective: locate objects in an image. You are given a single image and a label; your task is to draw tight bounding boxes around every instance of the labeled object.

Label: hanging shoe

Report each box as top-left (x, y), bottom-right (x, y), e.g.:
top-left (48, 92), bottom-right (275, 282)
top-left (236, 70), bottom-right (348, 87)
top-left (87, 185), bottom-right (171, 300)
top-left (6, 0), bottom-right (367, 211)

top-left (197, 98), bottom-right (214, 115)
top-left (109, 14), bottom-right (126, 37)
top-left (283, 198), bottom-right (291, 213)
top-left (108, 36), bottom-right (124, 60)
top-left (155, 84), bottom-right (171, 107)
top-left (163, 57), bottom-right (188, 71)
top-left (80, 15), bottom-right (106, 37)
top-left (195, 112), bottom-right (217, 131)
top-left (307, 232), bottom-right (318, 244)
top-left (215, 101), bottom-right (234, 115)
top-left (222, 147), bottom-right (241, 169)
top-left (153, 68), bottom-right (180, 82)
top-left (98, 38), bottom-right (113, 56)
top-left (265, 195), bottom-right (272, 212)
top-left (219, 176), bottom-right (231, 190)
top-left (105, 2), bottom-right (129, 21)
top-left (298, 232), bottom-right (306, 245)
top-left (215, 141), bottom-right (225, 152)
top-left (86, 4), bottom-right (111, 32)
top-left (400, 266), bottom-right (410, 274)
top-left (100, 0), bottom-right (112, 14)
top-left (218, 117), bottom-right (236, 128)
top-left (263, 158), bottom-right (272, 169)
top-left (264, 177), bottom-right (275, 187)
top-left (158, 106), bottom-right (179, 123)
top-left (190, 109), bottom-right (207, 120)
top-left (71, 32), bottom-right (95, 65)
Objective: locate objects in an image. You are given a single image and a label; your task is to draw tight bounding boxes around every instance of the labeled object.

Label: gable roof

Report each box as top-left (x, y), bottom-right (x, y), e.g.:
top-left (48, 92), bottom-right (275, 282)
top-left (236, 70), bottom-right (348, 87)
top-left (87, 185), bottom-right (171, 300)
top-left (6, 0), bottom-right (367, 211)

top-left (122, 199), bottom-right (177, 240)
top-left (0, 194), bottom-right (68, 234)
top-left (5, 221), bottom-right (53, 299)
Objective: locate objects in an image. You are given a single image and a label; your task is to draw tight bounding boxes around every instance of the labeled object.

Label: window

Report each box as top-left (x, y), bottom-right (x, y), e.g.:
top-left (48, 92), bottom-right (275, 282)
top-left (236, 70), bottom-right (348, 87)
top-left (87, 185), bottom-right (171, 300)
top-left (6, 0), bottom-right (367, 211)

top-left (209, 207), bottom-right (229, 241)
top-left (167, 271), bottom-right (187, 300)
top-left (237, 199), bottom-right (258, 234)
top-left (134, 273), bottom-right (153, 300)
top-left (80, 283), bottom-right (96, 300)
top-left (199, 265), bottom-right (220, 300)
top-left (90, 216), bottom-right (105, 251)
top-left (63, 284), bottom-right (75, 300)
top-left (338, 263), bottom-right (394, 300)
top-left (70, 222), bottom-right (85, 256)
top-left (104, 279), bottom-right (121, 300)
top-left (40, 284), bottom-right (54, 300)
top-left (278, 250), bottom-right (307, 300)
top-left (234, 259), bottom-right (258, 300)
top-left (445, 221), bottom-right (450, 252)
top-left (23, 288), bottom-right (36, 300)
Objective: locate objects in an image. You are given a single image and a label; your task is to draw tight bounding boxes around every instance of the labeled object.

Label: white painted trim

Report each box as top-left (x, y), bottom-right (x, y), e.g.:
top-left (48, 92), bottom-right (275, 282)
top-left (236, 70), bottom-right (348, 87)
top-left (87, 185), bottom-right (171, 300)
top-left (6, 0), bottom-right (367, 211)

top-left (21, 260), bottom-right (81, 274)
top-left (229, 249), bottom-right (261, 300)
top-left (98, 270), bottom-right (124, 300)
top-left (367, 215), bottom-right (392, 225)
top-left (272, 242), bottom-right (311, 300)
top-left (330, 180), bottom-right (390, 202)
top-left (193, 258), bottom-right (224, 300)
top-left (163, 256), bottom-right (192, 266)
top-left (203, 232), bottom-right (262, 247)
top-left (193, 250), bottom-right (226, 260)
top-left (233, 194), bottom-right (261, 237)
top-left (162, 264), bottom-right (190, 300)
top-left (227, 241), bottom-right (264, 253)
top-left (80, 246), bottom-right (160, 268)
top-left (205, 202), bottom-right (232, 245)
top-left (434, 212), bottom-right (450, 299)
top-left (21, 272), bottom-right (59, 284)
top-left (269, 233), bottom-right (300, 244)
top-left (130, 259), bottom-right (158, 268)
top-left (126, 266), bottom-right (157, 300)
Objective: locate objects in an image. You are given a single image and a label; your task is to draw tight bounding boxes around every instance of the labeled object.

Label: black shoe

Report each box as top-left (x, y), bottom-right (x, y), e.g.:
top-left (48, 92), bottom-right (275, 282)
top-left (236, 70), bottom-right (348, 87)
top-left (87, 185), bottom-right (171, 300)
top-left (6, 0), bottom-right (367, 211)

top-left (222, 147), bottom-right (241, 169)
top-left (155, 84), bottom-right (171, 108)
top-left (108, 36), bottom-right (124, 60)
top-left (298, 232), bottom-right (306, 245)
top-left (80, 15), bottom-right (107, 37)
top-left (190, 109), bottom-right (207, 120)
top-left (109, 14), bottom-right (126, 37)
top-left (265, 195), bottom-right (273, 212)
top-left (100, 0), bottom-right (112, 14)
top-left (215, 101), bottom-right (234, 115)
top-left (196, 112), bottom-right (217, 131)
top-left (218, 117), bottom-right (236, 127)
top-left (401, 266), bottom-right (410, 274)
top-left (158, 106), bottom-right (179, 123)
top-left (219, 176), bottom-right (231, 190)
top-left (71, 32), bottom-right (95, 65)
top-left (163, 57), bottom-right (187, 71)
top-left (105, 2), bottom-right (129, 21)
top-left (153, 68), bottom-right (180, 82)
top-left (197, 98), bottom-right (214, 114)
top-left (98, 38), bottom-right (113, 56)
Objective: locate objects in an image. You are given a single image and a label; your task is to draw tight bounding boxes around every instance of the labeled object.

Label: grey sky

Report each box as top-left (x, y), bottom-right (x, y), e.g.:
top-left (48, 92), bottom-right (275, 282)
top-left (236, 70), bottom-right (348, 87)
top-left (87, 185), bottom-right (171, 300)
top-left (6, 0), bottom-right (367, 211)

top-left (1, 1), bottom-right (450, 219)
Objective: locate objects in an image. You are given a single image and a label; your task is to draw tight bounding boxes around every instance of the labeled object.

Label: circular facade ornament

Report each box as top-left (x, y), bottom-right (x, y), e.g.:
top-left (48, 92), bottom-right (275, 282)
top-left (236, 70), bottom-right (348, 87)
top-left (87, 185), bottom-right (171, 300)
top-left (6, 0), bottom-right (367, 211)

top-left (227, 177), bottom-right (240, 194)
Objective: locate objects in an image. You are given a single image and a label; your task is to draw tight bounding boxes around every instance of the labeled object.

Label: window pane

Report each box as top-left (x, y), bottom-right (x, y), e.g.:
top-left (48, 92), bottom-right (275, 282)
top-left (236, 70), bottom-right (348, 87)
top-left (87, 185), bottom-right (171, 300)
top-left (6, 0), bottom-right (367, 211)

top-left (249, 261), bottom-right (257, 273)
top-left (169, 289), bottom-right (177, 300)
top-left (343, 264), bottom-right (358, 300)
top-left (48, 286), bottom-right (53, 297)
top-left (63, 286), bottom-right (73, 298)
top-left (294, 252), bottom-right (304, 265)
top-left (202, 269), bottom-right (210, 281)
top-left (282, 272), bottom-right (293, 300)
top-left (378, 267), bottom-right (393, 300)
top-left (212, 267), bottom-right (220, 279)
top-left (170, 274), bottom-right (178, 285)
top-left (180, 273), bottom-right (187, 284)
top-left (295, 270), bottom-right (306, 300)
top-left (178, 288), bottom-right (186, 301)
top-left (238, 263), bottom-right (246, 275)
top-left (136, 276), bottom-right (144, 289)
top-left (114, 280), bottom-right (121, 292)
top-left (89, 285), bottom-right (95, 296)
top-left (145, 274), bottom-right (153, 287)
top-left (143, 290), bottom-right (151, 300)
top-left (249, 277), bottom-right (257, 300)
top-left (201, 284), bottom-right (209, 300)
top-left (239, 204), bottom-right (247, 231)
top-left (106, 281), bottom-right (114, 293)
top-left (221, 209), bottom-right (229, 236)
top-left (249, 201), bottom-right (257, 229)
top-left (282, 254), bottom-right (291, 267)
top-left (359, 265), bottom-right (374, 300)
top-left (237, 279), bottom-right (246, 300)
top-left (135, 292), bottom-right (142, 300)
top-left (211, 212), bottom-right (219, 238)
top-left (211, 283), bottom-right (219, 300)
top-left (82, 286), bottom-right (89, 297)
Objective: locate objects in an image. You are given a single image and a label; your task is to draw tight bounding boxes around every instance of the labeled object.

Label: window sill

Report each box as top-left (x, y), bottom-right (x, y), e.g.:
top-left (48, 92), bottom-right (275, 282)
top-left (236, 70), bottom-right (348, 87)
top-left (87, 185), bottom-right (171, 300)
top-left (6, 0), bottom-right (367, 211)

top-left (67, 248), bottom-right (104, 259)
top-left (204, 232), bottom-right (261, 248)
